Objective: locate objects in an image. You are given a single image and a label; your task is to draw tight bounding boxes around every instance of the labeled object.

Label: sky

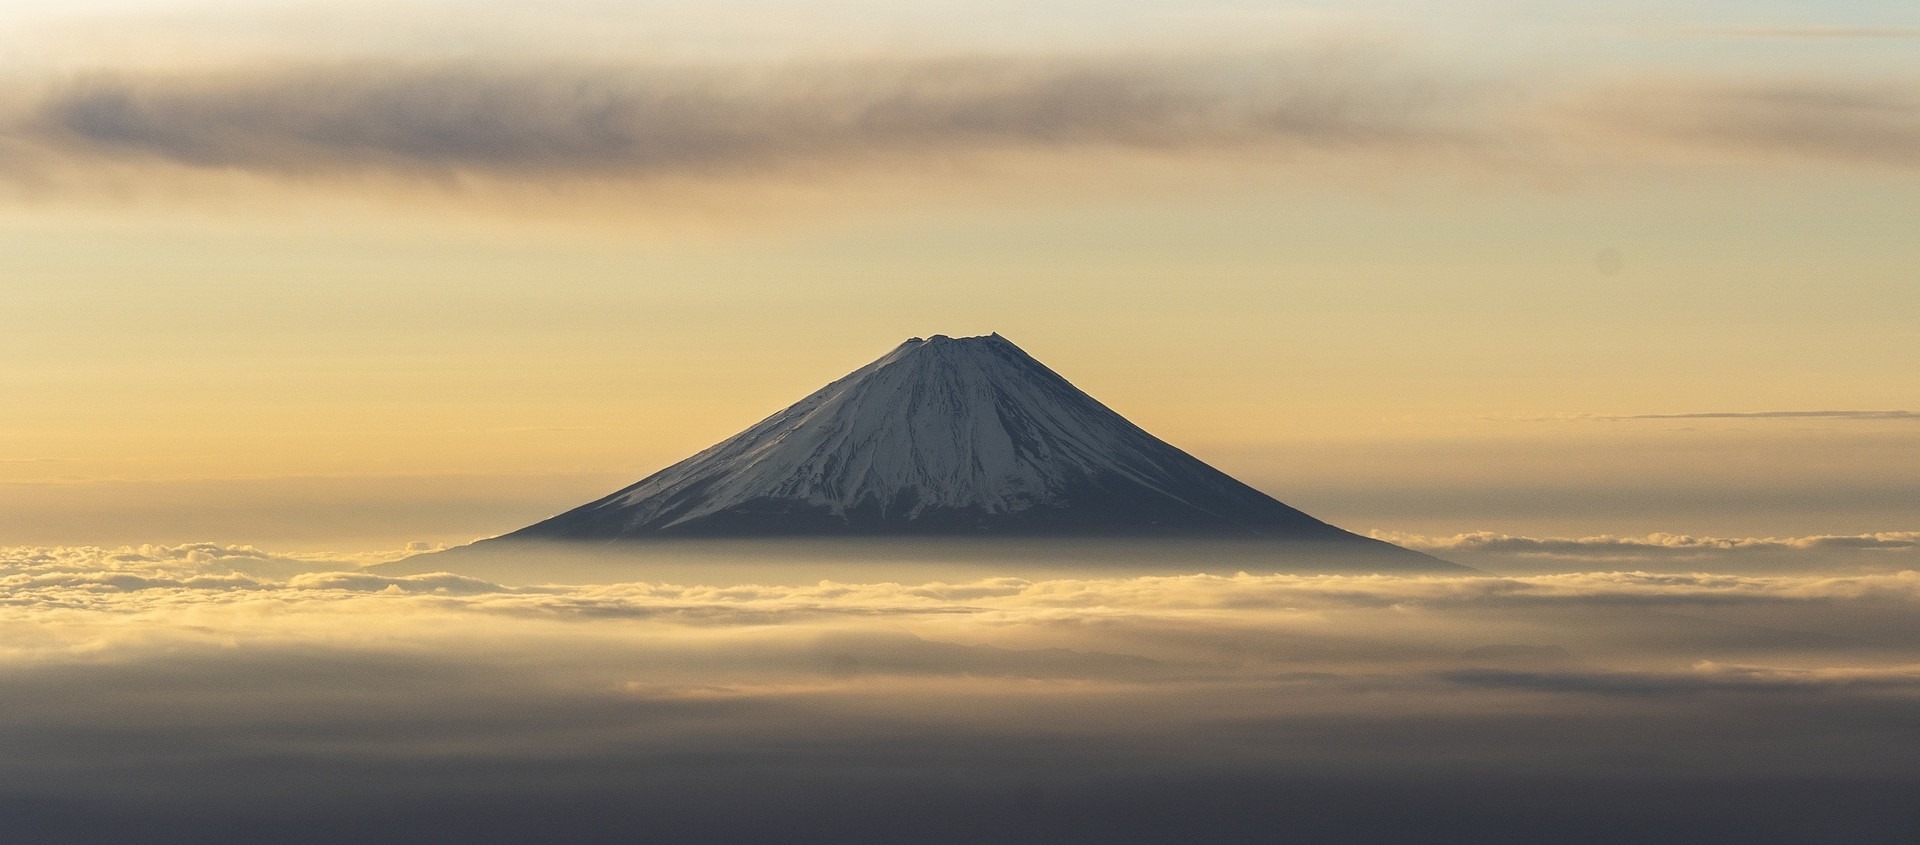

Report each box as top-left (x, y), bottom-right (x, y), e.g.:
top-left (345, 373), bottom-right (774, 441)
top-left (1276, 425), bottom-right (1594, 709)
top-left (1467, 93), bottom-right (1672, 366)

top-left (1, 0), bottom-right (1916, 550)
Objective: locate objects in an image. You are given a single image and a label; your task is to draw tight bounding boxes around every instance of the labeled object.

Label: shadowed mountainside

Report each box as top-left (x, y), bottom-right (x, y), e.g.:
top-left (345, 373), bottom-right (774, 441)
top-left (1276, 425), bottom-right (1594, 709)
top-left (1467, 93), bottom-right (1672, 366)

top-left (397, 333), bottom-right (1455, 575)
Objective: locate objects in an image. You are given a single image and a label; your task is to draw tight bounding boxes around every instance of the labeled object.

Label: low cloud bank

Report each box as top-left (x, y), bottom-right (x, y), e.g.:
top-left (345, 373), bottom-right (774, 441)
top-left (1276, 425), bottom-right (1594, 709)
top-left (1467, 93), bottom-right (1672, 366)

top-left (8, 540), bottom-right (1920, 615)
top-left (3, 540), bottom-right (1918, 842)
top-left (1378, 530), bottom-right (1920, 567)
top-left (0, 541), bottom-right (414, 583)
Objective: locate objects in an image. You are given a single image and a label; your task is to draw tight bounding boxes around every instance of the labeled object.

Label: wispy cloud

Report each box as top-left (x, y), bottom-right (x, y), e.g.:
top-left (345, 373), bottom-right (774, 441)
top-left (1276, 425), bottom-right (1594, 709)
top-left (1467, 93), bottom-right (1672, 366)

top-left (1580, 77), bottom-right (1920, 168)
top-left (1617, 410), bottom-right (1920, 421)
top-left (7, 55), bottom-right (1492, 183)
top-left (1442, 661), bottom-right (1920, 696)
top-left (1382, 530), bottom-right (1920, 572)
top-left (1377, 530), bottom-right (1920, 561)
top-left (1681, 26), bottom-right (1920, 40)
top-left (1, 52), bottom-right (1914, 215)
top-left (1503, 410), bottom-right (1919, 422)
top-left (1374, 529), bottom-right (1920, 577)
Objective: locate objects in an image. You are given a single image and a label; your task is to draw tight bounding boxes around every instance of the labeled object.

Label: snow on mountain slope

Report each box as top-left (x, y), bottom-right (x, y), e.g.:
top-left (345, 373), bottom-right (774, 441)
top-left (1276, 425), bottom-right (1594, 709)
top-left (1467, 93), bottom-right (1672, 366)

top-left (496, 334), bottom-right (1385, 542)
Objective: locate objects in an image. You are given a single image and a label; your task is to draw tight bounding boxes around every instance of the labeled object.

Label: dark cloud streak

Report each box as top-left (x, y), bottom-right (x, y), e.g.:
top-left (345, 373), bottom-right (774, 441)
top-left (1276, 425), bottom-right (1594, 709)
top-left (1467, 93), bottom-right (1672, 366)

top-left (5, 55), bottom-right (1917, 207)
top-left (16, 56), bottom-right (1483, 182)
top-left (1505, 410), bottom-right (1919, 422)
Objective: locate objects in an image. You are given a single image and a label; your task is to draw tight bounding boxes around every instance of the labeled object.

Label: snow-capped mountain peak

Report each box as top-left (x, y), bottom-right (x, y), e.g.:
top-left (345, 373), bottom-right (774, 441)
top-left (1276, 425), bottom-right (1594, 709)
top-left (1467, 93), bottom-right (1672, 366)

top-left (498, 334), bottom-right (1373, 541)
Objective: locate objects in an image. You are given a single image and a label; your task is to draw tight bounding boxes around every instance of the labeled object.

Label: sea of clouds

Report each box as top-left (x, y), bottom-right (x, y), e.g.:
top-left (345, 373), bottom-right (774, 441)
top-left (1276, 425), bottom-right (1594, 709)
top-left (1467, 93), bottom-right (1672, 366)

top-left (3, 539), bottom-right (1918, 842)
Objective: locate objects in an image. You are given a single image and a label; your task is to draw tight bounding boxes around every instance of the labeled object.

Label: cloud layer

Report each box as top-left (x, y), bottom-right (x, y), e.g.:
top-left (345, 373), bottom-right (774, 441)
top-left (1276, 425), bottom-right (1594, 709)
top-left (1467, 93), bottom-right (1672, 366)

top-left (3, 53), bottom-right (1916, 212)
top-left (1383, 530), bottom-right (1920, 562)
top-left (3, 541), bottom-right (1919, 841)
top-left (1506, 409), bottom-right (1920, 423)
top-left (1579, 77), bottom-right (1920, 168)
top-left (9, 55), bottom-right (1489, 183)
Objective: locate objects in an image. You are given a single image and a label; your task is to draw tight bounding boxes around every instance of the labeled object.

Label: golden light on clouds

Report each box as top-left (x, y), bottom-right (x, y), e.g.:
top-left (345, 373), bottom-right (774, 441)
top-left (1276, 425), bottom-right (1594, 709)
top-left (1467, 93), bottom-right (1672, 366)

top-left (2, 541), bottom-right (1918, 838)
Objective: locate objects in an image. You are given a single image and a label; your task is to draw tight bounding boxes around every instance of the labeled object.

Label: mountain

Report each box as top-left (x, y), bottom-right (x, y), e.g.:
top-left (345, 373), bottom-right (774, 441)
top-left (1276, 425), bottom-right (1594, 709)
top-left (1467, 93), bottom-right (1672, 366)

top-left (473, 333), bottom-right (1442, 566)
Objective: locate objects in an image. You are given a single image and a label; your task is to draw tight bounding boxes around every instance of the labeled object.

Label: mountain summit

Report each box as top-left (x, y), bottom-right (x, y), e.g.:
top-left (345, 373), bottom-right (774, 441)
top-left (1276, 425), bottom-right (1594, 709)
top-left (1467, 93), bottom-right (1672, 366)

top-left (489, 334), bottom-right (1430, 563)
